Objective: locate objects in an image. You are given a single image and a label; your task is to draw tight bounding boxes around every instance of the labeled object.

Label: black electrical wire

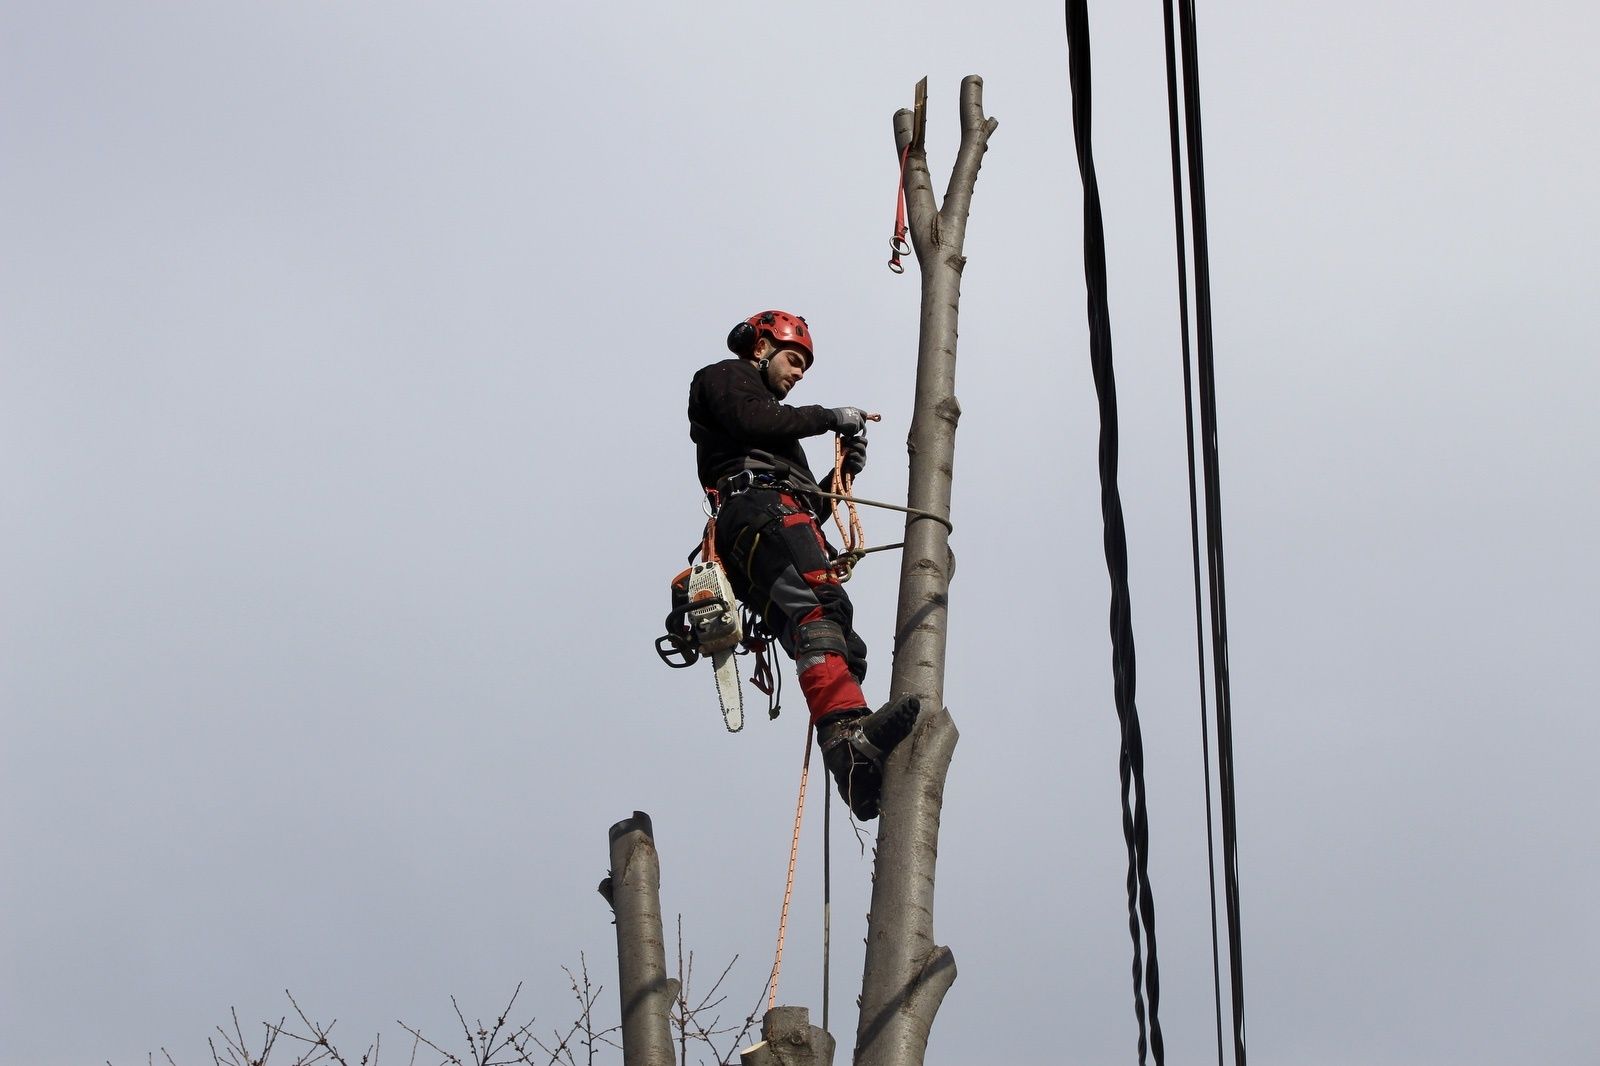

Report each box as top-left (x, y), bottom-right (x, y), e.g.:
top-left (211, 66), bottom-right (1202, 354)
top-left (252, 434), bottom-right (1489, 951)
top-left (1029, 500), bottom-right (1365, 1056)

top-left (1168, 0), bottom-right (1249, 1060)
top-left (1159, 0), bottom-right (1228, 1062)
top-left (1064, 3), bottom-right (1165, 1063)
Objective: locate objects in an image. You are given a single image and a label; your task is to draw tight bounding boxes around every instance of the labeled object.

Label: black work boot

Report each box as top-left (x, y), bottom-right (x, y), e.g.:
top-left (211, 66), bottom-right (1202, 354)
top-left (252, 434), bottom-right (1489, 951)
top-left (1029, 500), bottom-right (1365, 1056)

top-left (814, 695), bottom-right (922, 821)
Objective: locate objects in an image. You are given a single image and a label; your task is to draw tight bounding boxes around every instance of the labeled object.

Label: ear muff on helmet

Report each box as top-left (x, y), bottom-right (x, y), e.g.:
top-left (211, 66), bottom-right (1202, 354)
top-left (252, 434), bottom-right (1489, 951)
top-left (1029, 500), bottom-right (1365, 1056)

top-left (726, 321), bottom-right (758, 356)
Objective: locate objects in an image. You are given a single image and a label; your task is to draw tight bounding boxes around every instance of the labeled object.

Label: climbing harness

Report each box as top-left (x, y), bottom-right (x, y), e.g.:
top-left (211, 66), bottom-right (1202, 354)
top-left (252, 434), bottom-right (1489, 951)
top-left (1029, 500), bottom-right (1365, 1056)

top-left (654, 437), bottom-right (952, 727)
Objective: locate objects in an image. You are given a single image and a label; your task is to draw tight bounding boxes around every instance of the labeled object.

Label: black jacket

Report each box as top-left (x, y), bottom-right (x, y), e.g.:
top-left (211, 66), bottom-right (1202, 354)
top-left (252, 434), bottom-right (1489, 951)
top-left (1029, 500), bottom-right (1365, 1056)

top-left (688, 357), bottom-right (835, 498)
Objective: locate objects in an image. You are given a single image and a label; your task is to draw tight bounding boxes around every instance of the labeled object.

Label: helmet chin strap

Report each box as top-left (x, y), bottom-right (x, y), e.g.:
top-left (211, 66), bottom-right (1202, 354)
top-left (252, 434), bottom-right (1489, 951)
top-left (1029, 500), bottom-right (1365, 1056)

top-left (755, 356), bottom-right (786, 397)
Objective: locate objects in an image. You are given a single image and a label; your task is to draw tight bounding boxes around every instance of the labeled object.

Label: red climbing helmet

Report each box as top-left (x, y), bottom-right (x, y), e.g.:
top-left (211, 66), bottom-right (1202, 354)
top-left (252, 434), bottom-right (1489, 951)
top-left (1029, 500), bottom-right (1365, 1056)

top-left (727, 310), bottom-right (814, 367)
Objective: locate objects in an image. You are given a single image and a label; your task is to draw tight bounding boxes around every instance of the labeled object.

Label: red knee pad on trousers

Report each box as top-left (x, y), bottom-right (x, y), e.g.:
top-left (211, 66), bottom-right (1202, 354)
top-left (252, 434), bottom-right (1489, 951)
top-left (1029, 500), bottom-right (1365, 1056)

top-left (798, 652), bottom-right (868, 725)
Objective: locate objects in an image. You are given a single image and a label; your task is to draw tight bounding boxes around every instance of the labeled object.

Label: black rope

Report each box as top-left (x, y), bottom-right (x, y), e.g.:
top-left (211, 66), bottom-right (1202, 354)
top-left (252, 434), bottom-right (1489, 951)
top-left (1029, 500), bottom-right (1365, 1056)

top-left (1160, 0), bottom-right (1227, 1062)
top-left (739, 606), bottom-right (784, 720)
top-left (1064, 3), bottom-right (1164, 1063)
top-left (1173, 0), bottom-right (1248, 1059)
top-left (822, 785), bottom-right (831, 1033)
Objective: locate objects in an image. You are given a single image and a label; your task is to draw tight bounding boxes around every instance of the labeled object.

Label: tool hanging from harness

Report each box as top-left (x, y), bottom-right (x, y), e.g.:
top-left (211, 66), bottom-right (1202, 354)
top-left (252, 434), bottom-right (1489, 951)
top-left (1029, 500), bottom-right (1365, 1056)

top-left (654, 503), bottom-right (781, 733)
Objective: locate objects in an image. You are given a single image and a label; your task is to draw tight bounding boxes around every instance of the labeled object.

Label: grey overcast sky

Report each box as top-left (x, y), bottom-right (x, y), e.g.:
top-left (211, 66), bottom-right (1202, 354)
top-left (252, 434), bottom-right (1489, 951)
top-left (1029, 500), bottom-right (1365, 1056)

top-left (4, 3), bottom-right (1597, 1065)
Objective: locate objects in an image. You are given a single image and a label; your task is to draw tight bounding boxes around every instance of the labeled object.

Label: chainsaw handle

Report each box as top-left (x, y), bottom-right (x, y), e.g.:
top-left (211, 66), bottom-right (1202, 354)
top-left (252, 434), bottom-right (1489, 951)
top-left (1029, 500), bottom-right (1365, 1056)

top-left (655, 633), bottom-right (699, 668)
top-left (658, 593), bottom-right (735, 669)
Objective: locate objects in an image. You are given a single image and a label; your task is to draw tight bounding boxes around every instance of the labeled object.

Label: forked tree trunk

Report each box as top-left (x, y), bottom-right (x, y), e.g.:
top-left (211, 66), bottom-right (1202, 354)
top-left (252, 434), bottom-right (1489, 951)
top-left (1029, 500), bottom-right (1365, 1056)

top-left (854, 75), bottom-right (997, 1066)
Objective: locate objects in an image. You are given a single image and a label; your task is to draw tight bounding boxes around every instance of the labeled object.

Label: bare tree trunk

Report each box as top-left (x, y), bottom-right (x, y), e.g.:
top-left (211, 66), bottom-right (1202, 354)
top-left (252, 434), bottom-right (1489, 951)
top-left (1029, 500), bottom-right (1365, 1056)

top-left (854, 76), bottom-right (998, 1066)
top-left (600, 812), bottom-right (679, 1066)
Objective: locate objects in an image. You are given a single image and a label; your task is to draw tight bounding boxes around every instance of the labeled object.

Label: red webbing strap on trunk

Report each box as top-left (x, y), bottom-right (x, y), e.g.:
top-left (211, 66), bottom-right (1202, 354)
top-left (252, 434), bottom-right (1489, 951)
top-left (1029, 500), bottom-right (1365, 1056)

top-left (888, 142), bottom-right (911, 273)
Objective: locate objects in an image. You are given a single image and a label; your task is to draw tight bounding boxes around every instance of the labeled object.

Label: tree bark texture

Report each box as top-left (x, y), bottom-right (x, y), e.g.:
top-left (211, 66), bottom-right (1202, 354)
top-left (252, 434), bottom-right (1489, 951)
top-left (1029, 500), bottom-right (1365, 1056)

top-left (855, 76), bottom-right (997, 1066)
top-left (740, 1006), bottom-right (837, 1066)
top-left (603, 812), bottom-right (679, 1066)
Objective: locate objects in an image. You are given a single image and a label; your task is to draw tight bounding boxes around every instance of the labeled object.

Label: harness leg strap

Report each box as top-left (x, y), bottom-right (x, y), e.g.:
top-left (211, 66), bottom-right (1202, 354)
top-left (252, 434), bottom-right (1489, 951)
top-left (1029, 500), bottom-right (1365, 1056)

top-left (796, 619), bottom-right (849, 662)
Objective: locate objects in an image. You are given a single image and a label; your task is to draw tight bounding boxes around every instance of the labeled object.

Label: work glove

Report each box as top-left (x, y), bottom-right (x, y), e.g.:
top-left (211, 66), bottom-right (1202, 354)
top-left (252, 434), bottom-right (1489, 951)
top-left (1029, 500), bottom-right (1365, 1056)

top-left (830, 406), bottom-right (869, 436)
top-left (842, 434), bottom-right (868, 477)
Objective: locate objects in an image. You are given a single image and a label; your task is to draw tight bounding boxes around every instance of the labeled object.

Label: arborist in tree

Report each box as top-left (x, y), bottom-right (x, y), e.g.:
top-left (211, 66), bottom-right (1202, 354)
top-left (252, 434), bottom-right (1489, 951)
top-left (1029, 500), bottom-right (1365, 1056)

top-left (687, 310), bottom-right (920, 820)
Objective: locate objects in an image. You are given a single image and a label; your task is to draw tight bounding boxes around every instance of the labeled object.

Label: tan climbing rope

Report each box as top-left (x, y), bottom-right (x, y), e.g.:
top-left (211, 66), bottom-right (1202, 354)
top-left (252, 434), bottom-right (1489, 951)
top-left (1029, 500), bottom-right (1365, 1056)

top-left (766, 726), bottom-right (813, 1010)
top-left (830, 433), bottom-right (867, 577)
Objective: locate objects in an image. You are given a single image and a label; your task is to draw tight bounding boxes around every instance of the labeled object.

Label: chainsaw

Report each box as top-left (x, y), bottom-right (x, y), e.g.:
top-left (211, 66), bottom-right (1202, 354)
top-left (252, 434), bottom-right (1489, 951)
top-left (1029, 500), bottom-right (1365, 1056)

top-left (655, 559), bottom-right (748, 731)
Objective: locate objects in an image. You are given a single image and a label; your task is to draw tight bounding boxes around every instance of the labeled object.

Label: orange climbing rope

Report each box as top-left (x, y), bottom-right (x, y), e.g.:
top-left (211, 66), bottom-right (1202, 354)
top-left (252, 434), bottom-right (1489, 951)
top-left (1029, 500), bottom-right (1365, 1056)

top-left (766, 726), bottom-right (813, 1010)
top-left (830, 434), bottom-right (866, 570)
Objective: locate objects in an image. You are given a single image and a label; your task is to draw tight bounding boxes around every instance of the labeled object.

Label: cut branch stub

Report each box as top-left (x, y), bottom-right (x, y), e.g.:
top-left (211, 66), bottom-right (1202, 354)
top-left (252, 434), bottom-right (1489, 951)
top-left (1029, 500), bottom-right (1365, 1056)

top-left (740, 1006), bottom-right (835, 1066)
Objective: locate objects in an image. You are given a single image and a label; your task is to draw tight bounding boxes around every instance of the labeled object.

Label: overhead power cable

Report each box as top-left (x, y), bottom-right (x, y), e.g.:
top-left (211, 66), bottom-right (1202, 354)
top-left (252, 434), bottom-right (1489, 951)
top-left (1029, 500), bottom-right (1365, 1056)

top-left (1161, 0), bottom-right (1249, 1061)
top-left (1158, 0), bottom-right (1227, 1061)
top-left (1063, 3), bottom-right (1165, 1063)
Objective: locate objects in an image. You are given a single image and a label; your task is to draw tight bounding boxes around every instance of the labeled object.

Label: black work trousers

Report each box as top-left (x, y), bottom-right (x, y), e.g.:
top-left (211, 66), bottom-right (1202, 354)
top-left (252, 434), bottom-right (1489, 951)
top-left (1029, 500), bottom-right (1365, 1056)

top-left (713, 487), bottom-right (868, 722)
